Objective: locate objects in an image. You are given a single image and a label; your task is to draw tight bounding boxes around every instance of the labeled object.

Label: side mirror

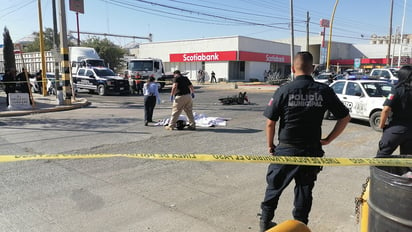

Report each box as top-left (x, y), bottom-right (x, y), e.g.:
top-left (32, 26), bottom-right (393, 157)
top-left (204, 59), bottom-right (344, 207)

top-left (89, 75), bottom-right (95, 78)
top-left (355, 92), bottom-right (362, 97)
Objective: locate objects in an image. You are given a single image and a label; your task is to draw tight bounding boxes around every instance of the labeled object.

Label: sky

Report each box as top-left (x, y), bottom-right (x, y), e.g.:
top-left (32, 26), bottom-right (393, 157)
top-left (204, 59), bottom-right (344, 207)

top-left (0, 0), bottom-right (411, 47)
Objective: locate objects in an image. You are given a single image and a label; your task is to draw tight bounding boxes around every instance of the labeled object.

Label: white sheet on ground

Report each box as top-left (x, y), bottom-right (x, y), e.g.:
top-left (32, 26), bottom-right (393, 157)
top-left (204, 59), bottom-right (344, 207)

top-left (155, 112), bottom-right (230, 127)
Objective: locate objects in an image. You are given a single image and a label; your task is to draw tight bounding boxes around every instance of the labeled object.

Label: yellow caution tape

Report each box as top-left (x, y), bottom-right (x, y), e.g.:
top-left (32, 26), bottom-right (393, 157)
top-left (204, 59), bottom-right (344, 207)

top-left (0, 154), bottom-right (411, 167)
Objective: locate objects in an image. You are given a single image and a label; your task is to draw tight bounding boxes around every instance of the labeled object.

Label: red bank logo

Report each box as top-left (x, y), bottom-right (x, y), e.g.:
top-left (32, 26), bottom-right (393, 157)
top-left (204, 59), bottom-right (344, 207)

top-left (266, 55), bottom-right (285, 62)
top-left (183, 53), bottom-right (220, 61)
top-left (170, 51), bottom-right (237, 62)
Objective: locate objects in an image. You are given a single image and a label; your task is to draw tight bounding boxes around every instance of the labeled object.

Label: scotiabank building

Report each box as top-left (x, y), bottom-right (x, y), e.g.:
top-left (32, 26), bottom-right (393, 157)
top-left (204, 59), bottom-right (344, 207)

top-left (134, 36), bottom-right (298, 82)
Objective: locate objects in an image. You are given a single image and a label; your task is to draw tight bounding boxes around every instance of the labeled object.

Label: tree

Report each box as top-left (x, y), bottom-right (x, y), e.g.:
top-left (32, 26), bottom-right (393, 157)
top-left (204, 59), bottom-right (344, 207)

top-left (81, 37), bottom-right (127, 71)
top-left (3, 27), bottom-right (16, 73)
top-left (23, 28), bottom-right (60, 52)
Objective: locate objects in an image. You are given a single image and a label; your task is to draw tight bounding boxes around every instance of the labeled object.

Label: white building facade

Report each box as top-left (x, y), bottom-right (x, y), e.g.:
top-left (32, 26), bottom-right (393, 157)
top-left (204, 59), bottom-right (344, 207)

top-left (131, 36), bottom-right (299, 82)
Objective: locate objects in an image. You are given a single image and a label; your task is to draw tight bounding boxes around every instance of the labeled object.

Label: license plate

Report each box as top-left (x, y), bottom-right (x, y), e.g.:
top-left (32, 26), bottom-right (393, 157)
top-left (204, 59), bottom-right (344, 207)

top-left (120, 87), bottom-right (124, 90)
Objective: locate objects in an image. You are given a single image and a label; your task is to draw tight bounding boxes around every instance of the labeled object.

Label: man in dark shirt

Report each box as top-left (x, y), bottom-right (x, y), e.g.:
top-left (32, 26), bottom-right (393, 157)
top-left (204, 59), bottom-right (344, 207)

top-left (15, 68), bottom-right (30, 94)
top-left (259, 52), bottom-right (351, 231)
top-left (165, 70), bottom-right (196, 130)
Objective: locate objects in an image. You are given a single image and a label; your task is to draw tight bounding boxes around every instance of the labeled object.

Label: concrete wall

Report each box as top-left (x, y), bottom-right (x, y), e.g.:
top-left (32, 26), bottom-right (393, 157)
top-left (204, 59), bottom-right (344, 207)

top-left (245, 61), bottom-right (267, 81)
top-left (238, 37), bottom-right (292, 55)
top-left (204, 62), bottom-right (228, 82)
top-left (353, 44), bottom-right (412, 58)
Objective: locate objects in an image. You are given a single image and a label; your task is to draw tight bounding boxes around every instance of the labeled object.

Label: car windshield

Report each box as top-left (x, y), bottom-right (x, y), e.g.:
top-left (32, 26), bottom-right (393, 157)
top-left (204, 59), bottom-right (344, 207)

top-left (94, 68), bottom-right (116, 77)
top-left (87, 60), bottom-right (105, 67)
top-left (361, 82), bottom-right (393, 97)
top-left (315, 74), bottom-right (331, 80)
top-left (129, 61), bottom-right (153, 71)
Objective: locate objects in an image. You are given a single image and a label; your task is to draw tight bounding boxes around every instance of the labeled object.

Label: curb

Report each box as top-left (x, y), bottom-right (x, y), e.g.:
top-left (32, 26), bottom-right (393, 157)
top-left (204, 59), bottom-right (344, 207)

top-left (0, 99), bottom-right (91, 117)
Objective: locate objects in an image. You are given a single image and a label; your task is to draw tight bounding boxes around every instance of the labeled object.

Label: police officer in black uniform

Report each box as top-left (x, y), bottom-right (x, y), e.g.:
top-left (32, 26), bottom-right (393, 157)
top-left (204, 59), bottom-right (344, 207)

top-left (377, 65), bottom-right (412, 157)
top-left (259, 52), bottom-right (351, 231)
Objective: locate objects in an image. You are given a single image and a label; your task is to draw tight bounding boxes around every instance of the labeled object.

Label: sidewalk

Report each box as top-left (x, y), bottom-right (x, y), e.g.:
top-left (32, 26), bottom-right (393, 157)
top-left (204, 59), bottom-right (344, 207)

top-left (0, 91), bottom-right (90, 117)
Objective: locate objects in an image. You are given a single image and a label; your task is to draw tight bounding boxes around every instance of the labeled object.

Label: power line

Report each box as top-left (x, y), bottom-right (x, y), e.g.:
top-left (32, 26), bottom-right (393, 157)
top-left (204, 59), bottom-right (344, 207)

top-left (0, 0), bottom-right (35, 20)
top-left (104, 0), bottom-right (245, 25)
top-left (166, 0), bottom-right (289, 20)
top-left (130, 0), bottom-right (290, 29)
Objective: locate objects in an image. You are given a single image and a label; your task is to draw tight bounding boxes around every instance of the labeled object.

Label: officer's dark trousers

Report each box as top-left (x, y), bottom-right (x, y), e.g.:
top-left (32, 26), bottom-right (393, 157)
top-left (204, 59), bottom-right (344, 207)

top-left (260, 145), bottom-right (323, 225)
top-left (377, 123), bottom-right (412, 156)
top-left (144, 95), bottom-right (156, 122)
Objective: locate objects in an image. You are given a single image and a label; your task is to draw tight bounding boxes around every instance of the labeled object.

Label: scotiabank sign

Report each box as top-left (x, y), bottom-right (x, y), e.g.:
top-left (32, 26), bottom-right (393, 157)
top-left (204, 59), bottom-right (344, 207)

top-left (239, 51), bottom-right (290, 63)
top-left (170, 51), bottom-right (237, 62)
top-left (170, 50), bottom-right (290, 63)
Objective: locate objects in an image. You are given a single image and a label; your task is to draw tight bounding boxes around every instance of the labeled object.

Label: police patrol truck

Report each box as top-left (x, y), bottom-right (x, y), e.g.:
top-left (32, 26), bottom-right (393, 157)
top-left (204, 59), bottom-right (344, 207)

top-left (328, 79), bottom-right (393, 131)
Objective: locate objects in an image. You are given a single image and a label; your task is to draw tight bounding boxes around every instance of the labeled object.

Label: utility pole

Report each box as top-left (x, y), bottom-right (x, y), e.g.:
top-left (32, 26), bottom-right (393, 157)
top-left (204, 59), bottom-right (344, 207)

top-left (290, 0), bottom-right (295, 80)
top-left (306, 11), bottom-right (310, 51)
top-left (391, 26), bottom-right (399, 67)
top-left (76, 12), bottom-right (80, 46)
top-left (386, 0), bottom-right (394, 67)
top-left (59, 0), bottom-right (72, 104)
top-left (37, 0), bottom-right (47, 96)
top-left (52, 0), bottom-right (63, 104)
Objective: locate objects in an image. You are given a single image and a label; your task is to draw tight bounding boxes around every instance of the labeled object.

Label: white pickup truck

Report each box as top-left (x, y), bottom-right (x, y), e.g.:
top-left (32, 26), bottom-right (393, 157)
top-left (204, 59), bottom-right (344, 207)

top-left (370, 68), bottom-right (399, 85)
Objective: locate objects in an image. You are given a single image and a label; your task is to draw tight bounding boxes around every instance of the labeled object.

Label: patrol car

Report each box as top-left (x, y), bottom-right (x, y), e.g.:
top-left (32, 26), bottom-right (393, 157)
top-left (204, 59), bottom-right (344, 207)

top-left (327, 79), bottom-right (393, 131)
top-left (73, 67), bottom-right (130, 96)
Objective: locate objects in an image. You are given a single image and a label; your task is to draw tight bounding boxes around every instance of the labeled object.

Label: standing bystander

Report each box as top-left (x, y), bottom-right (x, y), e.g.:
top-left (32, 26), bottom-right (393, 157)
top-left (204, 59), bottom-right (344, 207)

top-left (35, 70), bottom-right (43, 94)
top-left (210, 71), bottom-right (217, 83)
top-left (165, 70), bottom-right (196, 130)
top-left (376, 65), bottom-right (412, 157)
top-left (143, 76), bottom-right (160, 126)
top-left (3, 69), bottom-right (16, 106)
top-left (15, 68), bottom-right (30, 94)
top-left (259, 51), bottom-right (351, 231)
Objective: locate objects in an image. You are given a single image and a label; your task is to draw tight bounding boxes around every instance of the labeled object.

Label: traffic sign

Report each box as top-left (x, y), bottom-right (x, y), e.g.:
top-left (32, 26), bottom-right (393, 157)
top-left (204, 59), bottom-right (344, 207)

top-left (354, 58), bottom-right (361, 68)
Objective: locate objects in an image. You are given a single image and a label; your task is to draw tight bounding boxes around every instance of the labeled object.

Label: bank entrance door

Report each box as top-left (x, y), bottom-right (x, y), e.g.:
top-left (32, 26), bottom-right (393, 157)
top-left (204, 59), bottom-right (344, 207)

top-left (228, 61), bottom-right (245, 81)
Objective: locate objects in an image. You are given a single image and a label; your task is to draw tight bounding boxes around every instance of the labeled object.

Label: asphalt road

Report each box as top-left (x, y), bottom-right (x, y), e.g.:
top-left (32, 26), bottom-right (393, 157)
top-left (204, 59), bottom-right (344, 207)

top-left (0, 86), bottom-right (383, 232)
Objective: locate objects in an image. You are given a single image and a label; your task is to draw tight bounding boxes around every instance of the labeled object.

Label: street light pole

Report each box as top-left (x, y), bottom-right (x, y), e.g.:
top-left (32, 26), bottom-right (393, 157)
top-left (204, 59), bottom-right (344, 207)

top-left (290, 0), bottom-right (295, 80)
top-left (326, 0), bottom-right (339, 72)
top-left (386, 0), bottom-right (394, 67)
top-left (398, 0), bottom-right (407, 67)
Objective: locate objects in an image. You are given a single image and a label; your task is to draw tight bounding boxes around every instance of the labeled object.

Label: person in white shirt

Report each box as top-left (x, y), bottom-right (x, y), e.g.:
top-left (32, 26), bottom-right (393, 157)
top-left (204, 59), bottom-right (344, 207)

top-left (143, 76), bottom-right (160, 126)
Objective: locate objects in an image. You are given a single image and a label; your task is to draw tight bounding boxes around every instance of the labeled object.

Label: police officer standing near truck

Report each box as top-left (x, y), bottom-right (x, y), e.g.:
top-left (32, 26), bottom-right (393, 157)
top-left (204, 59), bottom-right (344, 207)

top-left (259, 51), bottom-right (351, 231)
top-left (376, 65), bottom-right (412, 156)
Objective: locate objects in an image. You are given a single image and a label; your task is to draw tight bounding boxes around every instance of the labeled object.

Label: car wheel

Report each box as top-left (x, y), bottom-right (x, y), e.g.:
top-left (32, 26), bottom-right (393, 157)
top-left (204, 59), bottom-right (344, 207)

top-left (369, 111), bottom-right (382, 132)
top-left (98, 85), bottom-right (106, 96)
top-left (158, 79), bottom-right (165, 90)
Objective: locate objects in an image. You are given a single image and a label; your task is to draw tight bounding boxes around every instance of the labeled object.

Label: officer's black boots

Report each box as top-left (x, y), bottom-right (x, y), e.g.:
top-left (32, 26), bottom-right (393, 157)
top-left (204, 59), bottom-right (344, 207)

top-left (259, 220), bottom-right (277, 232)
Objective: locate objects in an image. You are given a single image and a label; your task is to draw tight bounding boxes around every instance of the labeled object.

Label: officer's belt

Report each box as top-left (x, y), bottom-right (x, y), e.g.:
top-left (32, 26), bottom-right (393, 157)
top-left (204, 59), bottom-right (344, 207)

top-left (278, 142), bottom-right (319, 149)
